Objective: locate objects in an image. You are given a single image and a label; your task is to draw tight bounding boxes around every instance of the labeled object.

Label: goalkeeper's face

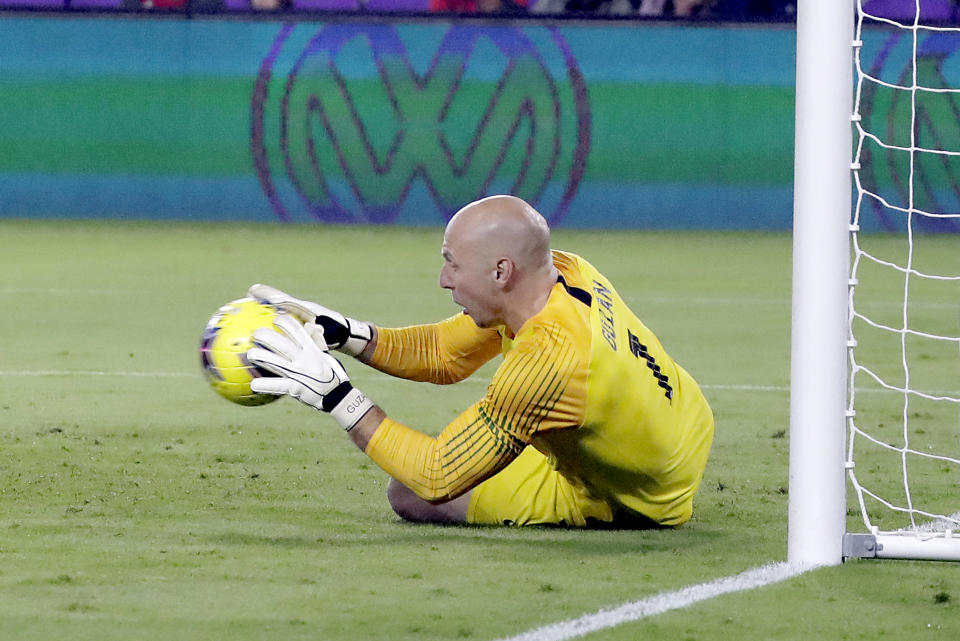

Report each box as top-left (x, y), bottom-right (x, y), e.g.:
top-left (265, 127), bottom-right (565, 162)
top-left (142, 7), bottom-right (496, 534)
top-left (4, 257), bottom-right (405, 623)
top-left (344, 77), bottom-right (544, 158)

top-left (439, 228), bottom-right (503, 329)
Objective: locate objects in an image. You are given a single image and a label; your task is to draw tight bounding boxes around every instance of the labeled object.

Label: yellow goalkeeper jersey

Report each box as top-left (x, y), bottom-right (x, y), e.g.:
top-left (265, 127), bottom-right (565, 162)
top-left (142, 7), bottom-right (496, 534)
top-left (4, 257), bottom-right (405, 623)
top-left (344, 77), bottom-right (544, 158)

top-left (365, 251), bottom-right (714, 525)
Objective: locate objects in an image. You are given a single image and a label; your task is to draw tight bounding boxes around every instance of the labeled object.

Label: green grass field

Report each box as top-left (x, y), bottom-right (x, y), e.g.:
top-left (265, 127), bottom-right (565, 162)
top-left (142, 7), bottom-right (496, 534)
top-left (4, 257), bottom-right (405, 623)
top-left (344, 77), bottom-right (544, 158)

top-left (0, 219), bottom-right (957, 640)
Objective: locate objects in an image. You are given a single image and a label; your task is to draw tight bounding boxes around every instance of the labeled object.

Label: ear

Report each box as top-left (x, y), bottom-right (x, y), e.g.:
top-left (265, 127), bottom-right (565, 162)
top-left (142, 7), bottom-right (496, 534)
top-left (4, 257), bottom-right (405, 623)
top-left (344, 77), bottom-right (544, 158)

top-left (493, 257), bottom-right (514, 286)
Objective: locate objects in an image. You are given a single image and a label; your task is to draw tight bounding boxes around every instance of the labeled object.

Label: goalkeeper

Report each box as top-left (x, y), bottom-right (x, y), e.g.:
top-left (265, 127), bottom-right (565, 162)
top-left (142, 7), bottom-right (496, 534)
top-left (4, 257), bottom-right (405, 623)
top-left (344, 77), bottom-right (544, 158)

top-left (247, 195), bottom-right (714, 528)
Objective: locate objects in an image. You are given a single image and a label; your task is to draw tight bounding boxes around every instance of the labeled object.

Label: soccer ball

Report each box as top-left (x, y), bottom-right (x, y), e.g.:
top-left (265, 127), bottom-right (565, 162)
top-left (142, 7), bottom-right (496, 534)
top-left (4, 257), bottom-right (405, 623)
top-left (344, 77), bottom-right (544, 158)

top-left (200, 297), bottom-right (281, 406)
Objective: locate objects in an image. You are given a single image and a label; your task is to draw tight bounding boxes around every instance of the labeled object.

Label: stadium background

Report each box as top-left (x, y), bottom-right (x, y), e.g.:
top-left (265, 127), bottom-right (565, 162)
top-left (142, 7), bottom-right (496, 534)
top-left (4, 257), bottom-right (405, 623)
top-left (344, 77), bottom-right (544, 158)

top-left (0, 14), bottom-right (800, 229)
top-left (3, 7), bottom-right (950, 232)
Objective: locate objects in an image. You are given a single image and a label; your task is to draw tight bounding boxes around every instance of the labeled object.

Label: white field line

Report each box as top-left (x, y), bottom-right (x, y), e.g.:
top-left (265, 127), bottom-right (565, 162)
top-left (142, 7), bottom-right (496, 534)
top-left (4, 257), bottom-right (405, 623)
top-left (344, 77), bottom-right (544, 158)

top-left (491, 561), bottom-right (813, 641)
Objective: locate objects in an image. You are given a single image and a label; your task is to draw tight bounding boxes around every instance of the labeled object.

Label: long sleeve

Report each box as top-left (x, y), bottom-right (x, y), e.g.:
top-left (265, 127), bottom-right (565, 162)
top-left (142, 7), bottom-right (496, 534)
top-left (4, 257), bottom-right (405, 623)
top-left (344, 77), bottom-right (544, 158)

top-left (364, 406), bottom-right (525, 502)
top-left (363, 321), bottom-right (586, 502)
top-left (369, 313), bottom-right (502, 384)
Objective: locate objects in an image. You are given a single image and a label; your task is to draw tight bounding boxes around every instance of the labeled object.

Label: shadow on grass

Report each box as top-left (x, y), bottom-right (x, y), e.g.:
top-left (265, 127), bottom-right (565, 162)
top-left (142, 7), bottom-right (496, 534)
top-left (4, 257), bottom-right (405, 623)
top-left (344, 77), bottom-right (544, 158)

top-left (204, 520), bottom-right (727, 558)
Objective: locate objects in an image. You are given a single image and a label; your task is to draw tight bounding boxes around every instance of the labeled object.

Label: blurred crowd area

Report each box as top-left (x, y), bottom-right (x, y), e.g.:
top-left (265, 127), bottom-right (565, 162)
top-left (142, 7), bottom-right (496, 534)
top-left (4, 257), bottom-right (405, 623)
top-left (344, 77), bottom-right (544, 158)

top-left (0, 0), bottom-right (798, 18)
top-left (2, 0), bottom-right (956, 20)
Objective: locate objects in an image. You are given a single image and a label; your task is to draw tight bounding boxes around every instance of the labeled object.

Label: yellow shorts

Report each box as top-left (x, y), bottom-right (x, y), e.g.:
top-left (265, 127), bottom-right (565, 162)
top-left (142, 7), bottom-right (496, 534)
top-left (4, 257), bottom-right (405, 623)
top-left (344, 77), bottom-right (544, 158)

top-left (466, 447), bottom-right (615, 527)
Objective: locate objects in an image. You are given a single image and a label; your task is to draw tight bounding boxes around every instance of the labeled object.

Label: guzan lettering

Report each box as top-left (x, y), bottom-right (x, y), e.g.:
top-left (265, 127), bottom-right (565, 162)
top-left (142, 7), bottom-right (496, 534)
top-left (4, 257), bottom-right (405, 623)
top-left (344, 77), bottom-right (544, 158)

top-left (334, 388), bottom-right (372, 432)
top-left (592, 280), bottom-right (617, 351)
top-left (345, 392), bottom-right (367, 414)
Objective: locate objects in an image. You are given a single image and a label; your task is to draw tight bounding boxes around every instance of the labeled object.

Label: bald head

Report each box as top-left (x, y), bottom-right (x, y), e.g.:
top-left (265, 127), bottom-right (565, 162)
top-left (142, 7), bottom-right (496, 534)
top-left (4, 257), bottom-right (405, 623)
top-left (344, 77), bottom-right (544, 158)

top-left (439, 196), bottom-right (557, 332)
top-left (445, 195), bottom-right (552, 272)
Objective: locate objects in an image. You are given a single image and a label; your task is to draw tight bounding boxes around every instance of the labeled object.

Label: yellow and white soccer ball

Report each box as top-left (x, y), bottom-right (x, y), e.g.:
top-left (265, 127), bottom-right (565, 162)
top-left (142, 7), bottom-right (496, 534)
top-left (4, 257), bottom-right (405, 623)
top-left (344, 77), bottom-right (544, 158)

top-left (200, 297), bottom-right (281, 406)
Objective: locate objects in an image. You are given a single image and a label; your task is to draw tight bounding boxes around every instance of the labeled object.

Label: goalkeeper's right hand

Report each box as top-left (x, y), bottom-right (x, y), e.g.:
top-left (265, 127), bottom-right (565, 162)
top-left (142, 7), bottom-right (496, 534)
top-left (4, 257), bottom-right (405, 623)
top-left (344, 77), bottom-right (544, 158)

top-left (248, 284), bottom-right (373, 358)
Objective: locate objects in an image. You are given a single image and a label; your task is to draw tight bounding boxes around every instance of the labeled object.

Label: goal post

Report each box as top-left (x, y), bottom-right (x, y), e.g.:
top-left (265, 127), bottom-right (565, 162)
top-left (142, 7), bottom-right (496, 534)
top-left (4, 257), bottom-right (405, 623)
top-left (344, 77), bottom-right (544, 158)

top-left (788, 0), bottom-right (854, 567)
top-left (791, 0), bottom-right (960, 564)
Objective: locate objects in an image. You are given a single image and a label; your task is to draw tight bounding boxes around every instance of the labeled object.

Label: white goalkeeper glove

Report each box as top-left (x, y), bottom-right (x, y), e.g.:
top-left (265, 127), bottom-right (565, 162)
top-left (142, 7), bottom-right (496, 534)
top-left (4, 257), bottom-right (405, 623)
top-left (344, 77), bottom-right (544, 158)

top-left (248, 284), bottom-right (373, 358)
top-left (247, 314), bottom-right (374, 431)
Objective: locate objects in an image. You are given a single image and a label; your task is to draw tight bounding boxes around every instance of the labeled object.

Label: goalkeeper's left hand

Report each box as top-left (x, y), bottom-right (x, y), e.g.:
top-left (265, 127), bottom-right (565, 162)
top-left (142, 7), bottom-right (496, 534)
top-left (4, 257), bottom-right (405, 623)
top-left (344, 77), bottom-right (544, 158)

top-left (248, 284), bottom-right (372, 358)
top-left (247, 314), bottom-right (374, 431)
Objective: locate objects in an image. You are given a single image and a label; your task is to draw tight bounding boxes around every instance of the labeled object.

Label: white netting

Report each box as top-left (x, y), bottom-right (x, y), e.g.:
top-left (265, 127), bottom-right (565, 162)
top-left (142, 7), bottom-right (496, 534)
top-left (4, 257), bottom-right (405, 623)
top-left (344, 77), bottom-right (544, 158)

top-left (849, 0), bottom-right (960, 542)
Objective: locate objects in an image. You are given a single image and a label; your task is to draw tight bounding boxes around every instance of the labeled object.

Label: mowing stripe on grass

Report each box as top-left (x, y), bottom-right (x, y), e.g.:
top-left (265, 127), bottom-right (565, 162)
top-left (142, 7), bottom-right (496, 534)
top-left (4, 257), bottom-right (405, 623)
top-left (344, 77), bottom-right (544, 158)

top-left (6, 370), bottom-right (956, 400)
top-left (0, 369), bottom-right (790, 392)
top-left (0, 369), bottom-right (195, 377)
top-left (492, 561), bottom-right (812, 641)
top-left (5, 370), bottom-right (953, 397)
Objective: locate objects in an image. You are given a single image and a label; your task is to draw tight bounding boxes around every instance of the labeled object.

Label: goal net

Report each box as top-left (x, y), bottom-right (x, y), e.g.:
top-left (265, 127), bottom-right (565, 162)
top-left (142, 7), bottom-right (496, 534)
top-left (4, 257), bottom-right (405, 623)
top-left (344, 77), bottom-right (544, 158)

top-left (845, 0), bottom-right (960, 560)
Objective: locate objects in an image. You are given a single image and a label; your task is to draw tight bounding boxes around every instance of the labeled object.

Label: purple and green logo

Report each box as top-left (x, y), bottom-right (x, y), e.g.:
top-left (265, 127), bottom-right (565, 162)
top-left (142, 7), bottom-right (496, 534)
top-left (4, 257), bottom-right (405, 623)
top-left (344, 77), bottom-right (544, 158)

top-left (251, 24), bottom-right (590, 225)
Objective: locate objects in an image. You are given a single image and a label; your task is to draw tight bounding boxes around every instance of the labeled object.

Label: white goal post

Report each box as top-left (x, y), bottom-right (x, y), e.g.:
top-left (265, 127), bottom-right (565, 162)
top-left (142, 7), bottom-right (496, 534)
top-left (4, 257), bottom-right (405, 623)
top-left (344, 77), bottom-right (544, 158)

top-left (790, 0), bottom-right (960, 564)
top-left (788, 0), bottom-right (853, 567)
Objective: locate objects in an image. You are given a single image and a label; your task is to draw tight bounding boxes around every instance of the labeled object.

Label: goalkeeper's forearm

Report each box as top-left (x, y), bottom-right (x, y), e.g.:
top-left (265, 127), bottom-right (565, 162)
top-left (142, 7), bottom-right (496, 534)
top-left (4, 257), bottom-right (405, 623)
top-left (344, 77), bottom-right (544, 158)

top-left (346, 403), bottom-right (385, 452)
top-left (358, 317), bottom-right (501, 384)
top-left (346, 406), bottom-right (464, 503)
top-left (346, 408), bottom-right (467, 503)
top-left (345, 404), bottom-right (521, 504)
top-left (356, 326), bottom-right (379, 365)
